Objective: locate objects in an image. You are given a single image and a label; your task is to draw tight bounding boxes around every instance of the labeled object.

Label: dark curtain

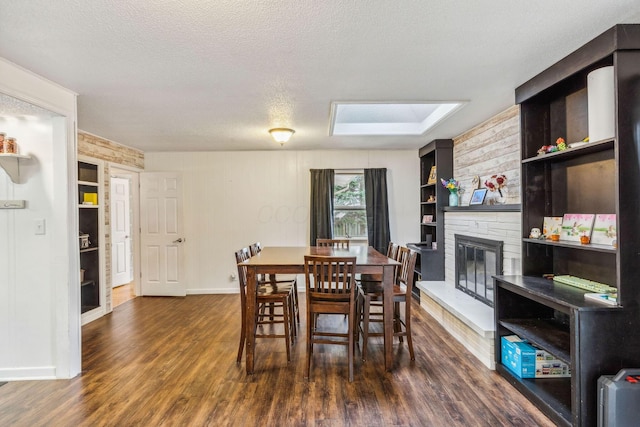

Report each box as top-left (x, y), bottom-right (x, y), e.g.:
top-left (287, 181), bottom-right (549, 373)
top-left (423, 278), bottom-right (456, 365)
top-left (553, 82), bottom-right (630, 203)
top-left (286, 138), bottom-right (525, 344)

top-left (364, 168), bottom-right (390, 253)
top-left (309, 169), bottom-right (335, 245)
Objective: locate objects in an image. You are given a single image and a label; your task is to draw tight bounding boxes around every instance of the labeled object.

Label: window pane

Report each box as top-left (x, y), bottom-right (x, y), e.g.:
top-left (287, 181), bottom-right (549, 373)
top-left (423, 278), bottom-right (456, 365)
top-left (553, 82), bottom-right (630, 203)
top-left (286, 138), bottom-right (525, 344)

top-left (333, 173), bottom-right (367, 238)
top-left (334, 209), bottom-right (367, 238)
top-left (334, 174), bottom-right (365, 207)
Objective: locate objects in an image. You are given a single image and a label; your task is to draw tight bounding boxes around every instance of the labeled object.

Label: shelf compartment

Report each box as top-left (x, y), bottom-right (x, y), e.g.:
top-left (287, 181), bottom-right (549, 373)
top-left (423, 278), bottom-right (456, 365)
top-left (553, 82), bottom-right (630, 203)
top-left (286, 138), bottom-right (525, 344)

top-left (523, 238), bottom-right (616, 253)
top-left (496, 275), bottom-right (619, 311)
top-left (500, 319), bottom-right (570, 364)
top-left (496, 364), bottom-right (572, 427)
top-left (522, 138), bottom-right (614, 164)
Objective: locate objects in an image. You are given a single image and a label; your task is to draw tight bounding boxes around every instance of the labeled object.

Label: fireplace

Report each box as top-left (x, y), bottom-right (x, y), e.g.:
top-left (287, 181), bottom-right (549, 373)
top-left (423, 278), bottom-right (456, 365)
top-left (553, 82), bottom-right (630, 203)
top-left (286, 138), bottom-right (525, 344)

top-left (454, 234), bottom-right (503, 307)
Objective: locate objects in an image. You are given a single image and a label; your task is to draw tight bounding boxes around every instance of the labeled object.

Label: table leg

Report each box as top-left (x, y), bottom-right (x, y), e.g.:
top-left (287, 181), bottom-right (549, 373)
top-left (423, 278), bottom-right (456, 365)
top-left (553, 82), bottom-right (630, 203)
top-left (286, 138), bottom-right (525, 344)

top-left (383, 264), bottom-right (394, 371)
top-left (245, 267), bottom-right (257, 374)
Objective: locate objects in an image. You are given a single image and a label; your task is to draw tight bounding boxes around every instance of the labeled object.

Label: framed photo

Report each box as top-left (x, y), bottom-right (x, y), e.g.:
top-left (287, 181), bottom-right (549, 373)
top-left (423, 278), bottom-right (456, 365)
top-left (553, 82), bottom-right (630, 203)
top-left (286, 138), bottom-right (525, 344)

top-left (422, 215), bottom-right (433, 224)
top-left (469, 188), bottom-right (488, 205)
top-left (426, 166), bottom-right (437, 184)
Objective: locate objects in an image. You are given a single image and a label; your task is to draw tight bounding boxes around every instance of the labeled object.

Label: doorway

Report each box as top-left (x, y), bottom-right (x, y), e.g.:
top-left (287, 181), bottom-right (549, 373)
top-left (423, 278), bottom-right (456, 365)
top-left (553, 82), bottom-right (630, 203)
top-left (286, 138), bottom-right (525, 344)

top-left (110, 166), bottom-right (141, 308)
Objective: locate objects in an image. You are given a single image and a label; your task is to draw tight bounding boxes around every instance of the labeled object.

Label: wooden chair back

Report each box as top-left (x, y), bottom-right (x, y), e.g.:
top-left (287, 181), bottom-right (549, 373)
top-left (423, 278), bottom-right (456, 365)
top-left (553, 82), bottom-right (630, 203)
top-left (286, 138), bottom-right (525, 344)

top-left (304, 255), bottom-right (357, 303)
top-left (316, 238), bottom-right (350, 249)
top-left (249, 242), bottom-right (262, 256)
top-left (397, 246), bottom-right (418, 294)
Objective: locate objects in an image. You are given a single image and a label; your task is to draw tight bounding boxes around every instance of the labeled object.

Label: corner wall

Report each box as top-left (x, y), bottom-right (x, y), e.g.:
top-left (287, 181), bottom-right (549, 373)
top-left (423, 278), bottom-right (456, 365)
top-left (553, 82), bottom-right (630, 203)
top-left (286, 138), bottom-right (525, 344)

top-left (77, 131), bottom-right (144, 313)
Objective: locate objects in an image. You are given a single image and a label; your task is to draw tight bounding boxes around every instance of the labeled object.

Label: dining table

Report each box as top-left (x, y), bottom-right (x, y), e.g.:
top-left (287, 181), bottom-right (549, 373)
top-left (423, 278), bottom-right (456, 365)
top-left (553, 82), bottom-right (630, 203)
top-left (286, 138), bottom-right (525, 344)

top-left (240, 245), bottom-right (400, 374)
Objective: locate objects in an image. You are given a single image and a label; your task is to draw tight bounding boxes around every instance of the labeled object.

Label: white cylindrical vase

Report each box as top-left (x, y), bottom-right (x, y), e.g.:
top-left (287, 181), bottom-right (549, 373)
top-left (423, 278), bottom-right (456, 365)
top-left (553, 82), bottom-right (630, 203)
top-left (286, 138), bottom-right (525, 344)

top-left (587, 66), bottom-right (615, 142)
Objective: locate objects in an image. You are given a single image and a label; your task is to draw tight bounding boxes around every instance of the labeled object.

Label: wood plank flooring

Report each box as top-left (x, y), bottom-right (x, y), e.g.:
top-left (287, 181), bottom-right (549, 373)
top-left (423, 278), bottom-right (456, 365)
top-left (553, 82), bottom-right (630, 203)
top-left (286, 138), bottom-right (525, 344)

top-left (0, 294), bottom-right (554, 426)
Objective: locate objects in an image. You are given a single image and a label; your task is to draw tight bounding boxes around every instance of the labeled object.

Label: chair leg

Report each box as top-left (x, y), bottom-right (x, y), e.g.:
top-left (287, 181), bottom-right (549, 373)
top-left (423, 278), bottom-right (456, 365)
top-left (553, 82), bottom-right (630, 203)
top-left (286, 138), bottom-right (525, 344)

top-left (281, 297), bottom-right (291, 363)
top-left (237, 308), bottom-right (246, 364)
top-left (305, 304), bottom-right (313, 380)
top-left (405, 299), bottom-right (415, 360)
top-left (362, 295), bottom-right (371, 361)
top-left (348, 305), bottom-right (354, 383)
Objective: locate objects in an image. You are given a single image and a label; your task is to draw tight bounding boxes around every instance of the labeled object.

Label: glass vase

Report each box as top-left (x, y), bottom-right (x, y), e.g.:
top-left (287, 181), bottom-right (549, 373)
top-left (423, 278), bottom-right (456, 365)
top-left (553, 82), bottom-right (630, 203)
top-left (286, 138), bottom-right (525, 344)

top-left (449, 192), bottom-right (459, 207)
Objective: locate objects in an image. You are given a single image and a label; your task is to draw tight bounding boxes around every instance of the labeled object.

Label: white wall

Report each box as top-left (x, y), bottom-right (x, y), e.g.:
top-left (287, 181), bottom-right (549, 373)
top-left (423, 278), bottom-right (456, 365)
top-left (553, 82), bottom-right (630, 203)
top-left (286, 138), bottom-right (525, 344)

top-left (145, 150), bottom-right (419, 293)
top-left (0, 58), bottom-right (78, 380)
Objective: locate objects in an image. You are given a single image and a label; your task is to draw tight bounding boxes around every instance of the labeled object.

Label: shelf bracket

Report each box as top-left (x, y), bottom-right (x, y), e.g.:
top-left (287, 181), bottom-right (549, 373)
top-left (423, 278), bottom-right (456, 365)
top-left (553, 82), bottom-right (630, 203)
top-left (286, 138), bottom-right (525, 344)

top-left (0, 154), bottom-right (31, 184)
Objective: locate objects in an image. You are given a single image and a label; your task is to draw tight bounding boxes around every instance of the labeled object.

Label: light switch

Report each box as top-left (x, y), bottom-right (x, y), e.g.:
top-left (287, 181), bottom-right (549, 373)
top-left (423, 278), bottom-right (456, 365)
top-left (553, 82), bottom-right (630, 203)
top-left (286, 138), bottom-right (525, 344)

top-left (35, 219), bottom-right (46, 235)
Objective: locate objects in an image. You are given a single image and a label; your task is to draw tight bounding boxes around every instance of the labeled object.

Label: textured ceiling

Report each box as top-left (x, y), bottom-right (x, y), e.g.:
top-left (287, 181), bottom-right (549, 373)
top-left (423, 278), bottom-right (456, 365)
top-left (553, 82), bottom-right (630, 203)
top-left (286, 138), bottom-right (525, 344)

top-left (1, 1), bottom-right (640, 152)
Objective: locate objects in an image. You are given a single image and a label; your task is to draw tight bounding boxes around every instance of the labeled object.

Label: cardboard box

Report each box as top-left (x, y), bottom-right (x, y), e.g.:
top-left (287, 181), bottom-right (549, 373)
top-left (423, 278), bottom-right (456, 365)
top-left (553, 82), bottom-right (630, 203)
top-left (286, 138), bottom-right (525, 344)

top-left (502, 335), bottom-right (537, 378)
top-left (501, 335), bottom-right (571, 378)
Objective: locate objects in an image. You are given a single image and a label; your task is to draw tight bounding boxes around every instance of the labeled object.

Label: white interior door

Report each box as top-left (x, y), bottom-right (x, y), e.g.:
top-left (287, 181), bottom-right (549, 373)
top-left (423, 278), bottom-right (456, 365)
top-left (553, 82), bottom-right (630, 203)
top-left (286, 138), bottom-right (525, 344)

top-left (110, 176), bottom-right (132, 287)
top-left (140, 172), bottom-right (185, 296)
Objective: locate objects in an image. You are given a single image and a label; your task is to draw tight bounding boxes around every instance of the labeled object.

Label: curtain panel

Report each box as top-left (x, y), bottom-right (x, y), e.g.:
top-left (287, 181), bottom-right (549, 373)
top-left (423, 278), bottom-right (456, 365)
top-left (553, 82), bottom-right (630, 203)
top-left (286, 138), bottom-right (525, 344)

top-left (309, 169), bottom-right (334, 245)
top-left (364, 168), bottom-right (390, 253)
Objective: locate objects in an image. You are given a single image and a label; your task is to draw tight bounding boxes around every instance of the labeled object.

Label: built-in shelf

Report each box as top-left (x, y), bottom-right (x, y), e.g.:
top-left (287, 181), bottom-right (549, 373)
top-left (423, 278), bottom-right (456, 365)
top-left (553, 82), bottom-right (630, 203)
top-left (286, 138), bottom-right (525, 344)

top-left (0, 153), bottom-right (31, 183)
top-left (521, 138), bottom-right (613, 164)
top-left (444, 204), bottom-right (521, 212)
top-left (523, 238), bottom-right (616, 253)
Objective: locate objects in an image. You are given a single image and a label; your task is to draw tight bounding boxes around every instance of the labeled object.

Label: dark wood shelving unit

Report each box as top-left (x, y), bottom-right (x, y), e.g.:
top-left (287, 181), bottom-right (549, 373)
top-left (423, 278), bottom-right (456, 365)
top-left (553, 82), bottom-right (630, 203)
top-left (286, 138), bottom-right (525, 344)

top-left (78, 160), bottom-right (102, 316)
top-left (494, 24), bottom-right (640, 427)
top-left (415, 139), bottom-right (453, 282)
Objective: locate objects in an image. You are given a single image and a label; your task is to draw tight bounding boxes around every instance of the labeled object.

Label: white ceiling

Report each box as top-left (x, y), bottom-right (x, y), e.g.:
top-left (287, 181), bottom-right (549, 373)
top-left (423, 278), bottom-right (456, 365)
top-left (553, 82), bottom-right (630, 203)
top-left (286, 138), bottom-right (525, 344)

top-left (1, 1), bottom-right (640, 152)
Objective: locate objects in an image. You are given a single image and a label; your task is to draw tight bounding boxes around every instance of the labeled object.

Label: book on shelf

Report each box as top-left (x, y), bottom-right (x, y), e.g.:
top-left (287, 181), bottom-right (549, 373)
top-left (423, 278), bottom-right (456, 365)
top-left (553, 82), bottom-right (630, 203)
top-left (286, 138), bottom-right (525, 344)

top-left (591, 214), bottom-right (617, 246)
top-left (560, 213), bottom-right (595, 242)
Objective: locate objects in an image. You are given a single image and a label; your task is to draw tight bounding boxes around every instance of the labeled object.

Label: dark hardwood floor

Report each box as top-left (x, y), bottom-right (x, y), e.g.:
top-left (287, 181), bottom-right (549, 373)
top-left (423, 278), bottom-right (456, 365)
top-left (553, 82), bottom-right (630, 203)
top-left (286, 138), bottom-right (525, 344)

top-left (0, 294), bottom-right (553, 426)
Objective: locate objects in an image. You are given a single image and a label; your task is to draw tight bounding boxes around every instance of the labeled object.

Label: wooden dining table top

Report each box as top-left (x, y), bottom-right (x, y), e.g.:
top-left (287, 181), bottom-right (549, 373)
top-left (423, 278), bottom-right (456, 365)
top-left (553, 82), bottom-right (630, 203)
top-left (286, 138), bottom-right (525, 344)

top-left (241, 245), bottom-right (399, 270)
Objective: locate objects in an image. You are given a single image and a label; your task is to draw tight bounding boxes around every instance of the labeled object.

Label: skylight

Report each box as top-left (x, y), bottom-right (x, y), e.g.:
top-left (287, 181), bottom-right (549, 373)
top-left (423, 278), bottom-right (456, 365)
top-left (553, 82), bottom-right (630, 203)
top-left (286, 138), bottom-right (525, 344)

top-left (329, 102), bottom-right (465, 136)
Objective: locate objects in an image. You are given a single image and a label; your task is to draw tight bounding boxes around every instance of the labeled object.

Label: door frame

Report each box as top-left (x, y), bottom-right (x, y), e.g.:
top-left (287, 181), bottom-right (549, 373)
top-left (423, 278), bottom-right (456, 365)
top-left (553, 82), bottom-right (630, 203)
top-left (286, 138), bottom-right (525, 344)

top-left (109, 164), bottom-right (142, 303)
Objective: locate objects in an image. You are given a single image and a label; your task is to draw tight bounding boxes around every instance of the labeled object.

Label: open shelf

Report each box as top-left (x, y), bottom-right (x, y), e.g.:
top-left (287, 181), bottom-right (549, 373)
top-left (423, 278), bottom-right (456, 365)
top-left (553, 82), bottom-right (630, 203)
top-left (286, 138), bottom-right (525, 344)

top-left (521, 138), bottom-right (614, 164)
top-left (500, 318), bottom-right (570, 363)
top-left (496, 365), bottom-right (572, 427)
top-left (523, 238), bottom-right (616, 253)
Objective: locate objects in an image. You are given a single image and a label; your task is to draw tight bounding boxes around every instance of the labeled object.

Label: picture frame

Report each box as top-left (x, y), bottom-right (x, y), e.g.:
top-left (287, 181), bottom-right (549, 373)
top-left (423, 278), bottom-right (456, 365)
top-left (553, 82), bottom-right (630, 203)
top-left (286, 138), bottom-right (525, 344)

top-left (426, 166), bottom-right (437, 185)
top-left (422, 214), bottom-right (433, 224)
top-left (469, 188), bottom-right (488, 205)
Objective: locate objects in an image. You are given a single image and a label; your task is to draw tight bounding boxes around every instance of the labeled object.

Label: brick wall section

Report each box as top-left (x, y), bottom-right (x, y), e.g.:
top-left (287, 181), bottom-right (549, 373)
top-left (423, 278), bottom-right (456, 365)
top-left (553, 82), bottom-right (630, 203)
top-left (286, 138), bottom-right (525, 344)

top-left (78, 131), bottom-right (144, 313)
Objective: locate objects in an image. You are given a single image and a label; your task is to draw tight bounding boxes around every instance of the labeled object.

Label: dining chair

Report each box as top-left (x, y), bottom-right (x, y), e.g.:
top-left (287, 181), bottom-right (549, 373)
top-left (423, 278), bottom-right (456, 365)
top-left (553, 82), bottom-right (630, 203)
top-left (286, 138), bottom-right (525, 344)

top-left (235, 247), bottom-right (296, 364)
top-left (316, 238), bottom-right (350, 249)
top-left (249, 241), bottom-right (300, 325)
top-left (359, 241), bottom-right (400, 283)
top-left (304, 255), bottom-right (358, 382)
top-left (358, 246), bottom-right (418, 361)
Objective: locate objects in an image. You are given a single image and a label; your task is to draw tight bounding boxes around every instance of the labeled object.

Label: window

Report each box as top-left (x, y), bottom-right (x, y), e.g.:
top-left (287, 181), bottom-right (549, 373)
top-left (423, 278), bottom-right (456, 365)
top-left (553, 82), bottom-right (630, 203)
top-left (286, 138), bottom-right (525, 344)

top-left (333, 172), bottom-right (367, 238)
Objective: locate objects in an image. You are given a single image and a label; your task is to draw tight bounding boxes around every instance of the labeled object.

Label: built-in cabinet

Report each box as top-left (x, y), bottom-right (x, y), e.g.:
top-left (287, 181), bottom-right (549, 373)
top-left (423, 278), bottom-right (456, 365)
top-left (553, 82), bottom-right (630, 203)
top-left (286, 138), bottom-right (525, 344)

top-left (494, 25), bottom-right (640, 427)
top-left (78, 157), bottom-right (105, 324)
top-left (410, 139), bottom-right (452, 281)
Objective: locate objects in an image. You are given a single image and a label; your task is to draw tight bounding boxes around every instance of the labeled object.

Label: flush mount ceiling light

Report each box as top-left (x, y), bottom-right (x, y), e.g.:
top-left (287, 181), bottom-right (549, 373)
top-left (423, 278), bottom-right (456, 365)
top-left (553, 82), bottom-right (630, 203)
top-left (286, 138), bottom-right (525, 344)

top-left (329, 102), bottom-right (466, 136)
top-left (269, 128), bottom-right (295, 146)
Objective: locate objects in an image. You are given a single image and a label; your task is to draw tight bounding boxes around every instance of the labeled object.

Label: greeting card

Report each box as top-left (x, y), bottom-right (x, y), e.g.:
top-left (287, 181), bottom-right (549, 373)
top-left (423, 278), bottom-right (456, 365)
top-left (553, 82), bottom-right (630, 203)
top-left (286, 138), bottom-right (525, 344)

top-left (542, 216), bottom-right (563, 238)
top-left (561, 214), bottom-right (595, 242)
top-left (591, 214), bottom-right (617, 246)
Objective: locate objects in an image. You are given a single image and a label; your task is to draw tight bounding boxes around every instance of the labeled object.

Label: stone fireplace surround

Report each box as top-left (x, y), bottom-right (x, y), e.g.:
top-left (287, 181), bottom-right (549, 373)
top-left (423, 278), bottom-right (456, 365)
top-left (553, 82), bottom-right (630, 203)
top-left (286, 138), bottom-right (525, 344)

top-left (416, 210), bottom-right (521, 369)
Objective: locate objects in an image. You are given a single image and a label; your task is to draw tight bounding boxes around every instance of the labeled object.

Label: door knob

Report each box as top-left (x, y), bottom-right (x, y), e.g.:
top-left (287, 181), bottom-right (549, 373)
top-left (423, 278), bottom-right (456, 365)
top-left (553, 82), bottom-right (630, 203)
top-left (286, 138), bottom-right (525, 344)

top-left (173, 238), bottom-right (184, 243)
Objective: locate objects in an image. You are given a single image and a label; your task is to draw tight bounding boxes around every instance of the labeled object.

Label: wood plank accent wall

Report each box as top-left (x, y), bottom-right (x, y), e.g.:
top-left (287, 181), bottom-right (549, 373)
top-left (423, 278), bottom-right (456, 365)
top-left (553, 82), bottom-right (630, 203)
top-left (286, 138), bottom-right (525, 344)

top-left (453, 105), bottom-right (520, 205)
top-left (77, 131), bottom-right (144, 313)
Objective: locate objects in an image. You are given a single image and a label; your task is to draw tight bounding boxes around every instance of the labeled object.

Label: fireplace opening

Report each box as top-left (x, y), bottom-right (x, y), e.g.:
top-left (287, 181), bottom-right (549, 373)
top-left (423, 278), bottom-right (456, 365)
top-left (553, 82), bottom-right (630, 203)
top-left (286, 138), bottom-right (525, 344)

top-left (455, 234), bottom-right (503, 307)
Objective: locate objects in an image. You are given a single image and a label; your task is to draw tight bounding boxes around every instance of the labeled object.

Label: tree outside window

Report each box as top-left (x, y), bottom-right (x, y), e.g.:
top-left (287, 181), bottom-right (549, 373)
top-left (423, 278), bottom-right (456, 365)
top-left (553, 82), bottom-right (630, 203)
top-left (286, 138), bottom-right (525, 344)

top-left (333, 173), bottom-right (367, 238)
